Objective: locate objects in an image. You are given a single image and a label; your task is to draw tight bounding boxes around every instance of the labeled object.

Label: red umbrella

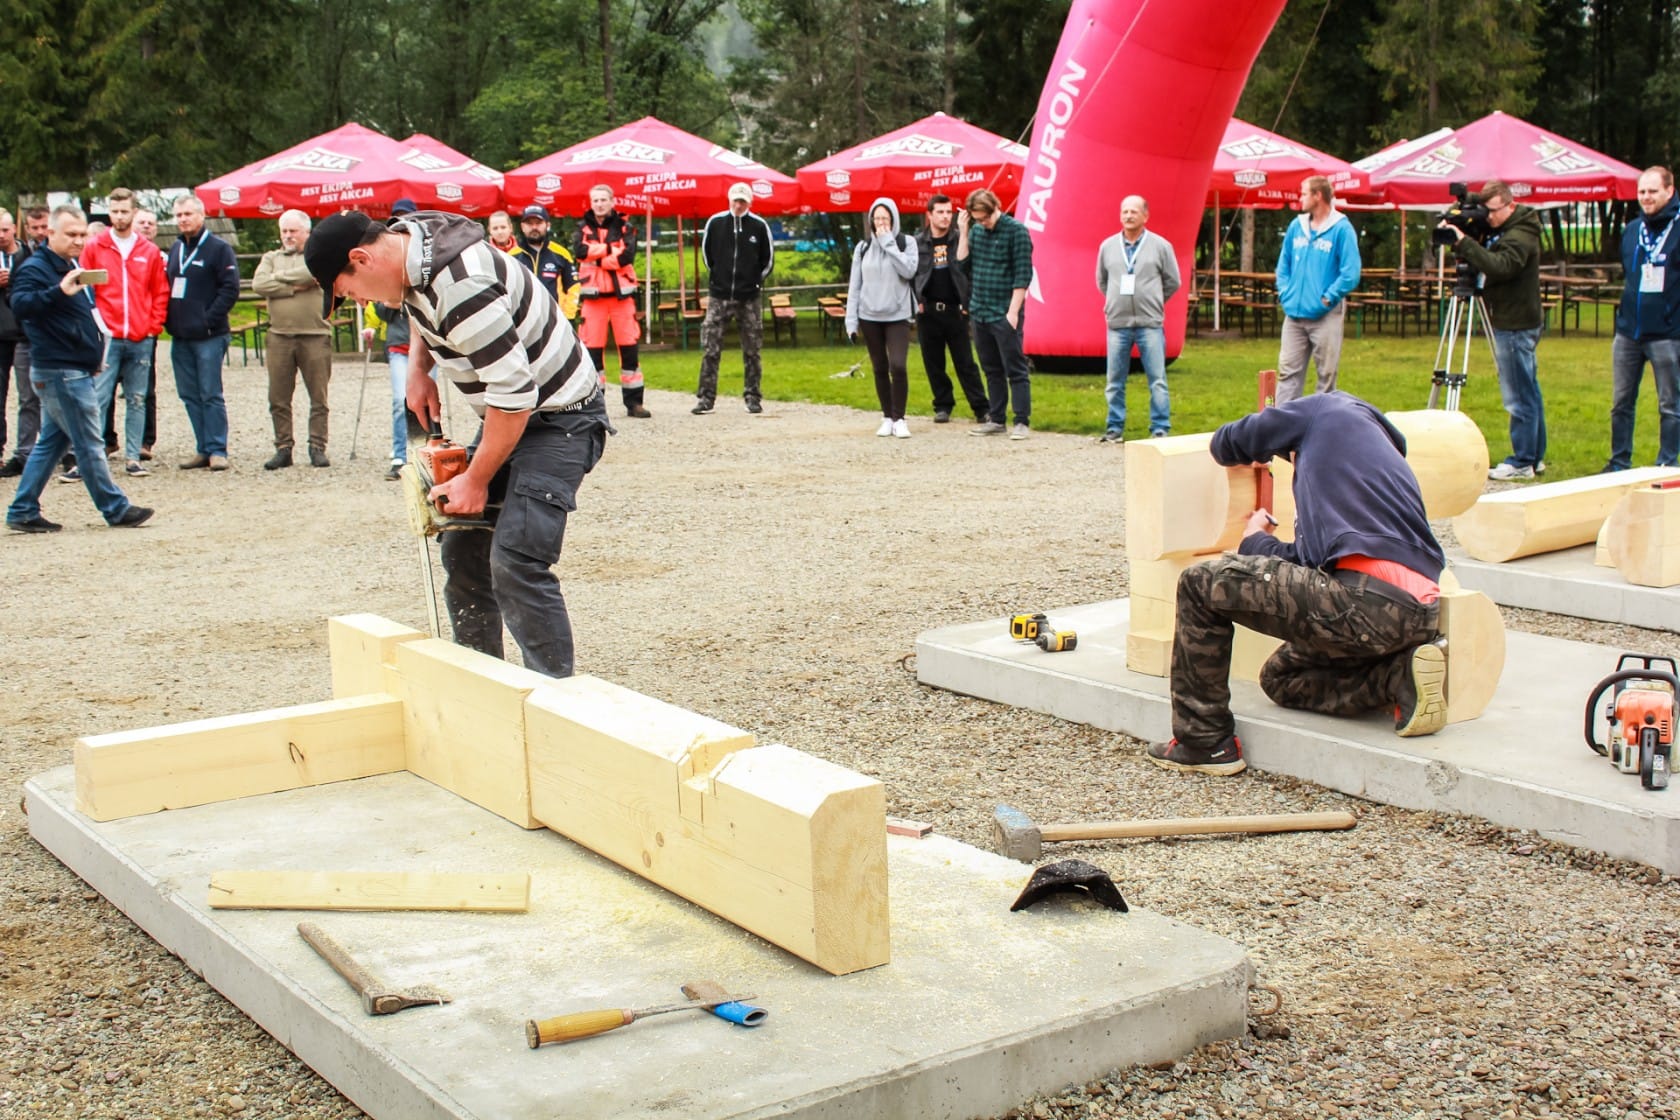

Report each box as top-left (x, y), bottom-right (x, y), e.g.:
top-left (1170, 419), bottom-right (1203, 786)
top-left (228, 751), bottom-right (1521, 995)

top-left (1366, 110), bottom-right (1642, 206)
top-left (796, 112), bottom-right (1026, 213)
top-left (397, 133), bottom-right (505, 209)
top-left (198, 122), bottom-right (504, 218)
top-left (502, 117), bottom-right (799, 218)
top-left (1208, 118), bottom-right (1369, 208)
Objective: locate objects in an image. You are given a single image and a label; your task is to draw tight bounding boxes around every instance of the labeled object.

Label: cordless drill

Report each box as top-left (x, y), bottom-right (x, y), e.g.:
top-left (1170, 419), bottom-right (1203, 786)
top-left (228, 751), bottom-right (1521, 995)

top-left (1009, 613), bottom-right (1078, 653)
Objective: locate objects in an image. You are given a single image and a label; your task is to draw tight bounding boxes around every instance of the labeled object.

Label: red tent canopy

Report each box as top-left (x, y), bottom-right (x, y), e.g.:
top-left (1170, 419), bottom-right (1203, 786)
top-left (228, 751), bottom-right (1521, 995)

top-left (197, 122), bottom-right (503, 218)
top-left (1207, 118), bottom-right (1369, 208)
top-left (796, 112), bottom-right (1026, 213)
top-left (398, 133), bottom-right (505, 200)
top-left (502, 117), bottom-right (799, 219)
top-left (1366, 110), bottom-right (1642, 206)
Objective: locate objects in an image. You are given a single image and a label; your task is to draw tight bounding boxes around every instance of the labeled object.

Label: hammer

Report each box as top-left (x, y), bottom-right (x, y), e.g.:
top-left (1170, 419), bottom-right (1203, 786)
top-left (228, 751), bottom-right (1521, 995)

top-left (992, 804), bottom-right (1358, 862)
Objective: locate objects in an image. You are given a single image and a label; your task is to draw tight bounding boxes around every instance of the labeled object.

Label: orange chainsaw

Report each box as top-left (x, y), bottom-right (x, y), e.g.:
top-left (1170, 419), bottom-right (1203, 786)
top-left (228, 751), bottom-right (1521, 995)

top-left (1584, 654), bottom-right (1676, 791)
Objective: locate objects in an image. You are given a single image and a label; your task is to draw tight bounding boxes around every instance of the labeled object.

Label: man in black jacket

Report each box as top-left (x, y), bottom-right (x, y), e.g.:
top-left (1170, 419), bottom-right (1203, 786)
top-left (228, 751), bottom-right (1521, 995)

top-left (913, 194), bottom-right (988, 423)
top-left (1147, 392), bottom-right (1447, 777)
top-left (166, 195), bottom-right (240, 471)
top-left (693, 183), bottom-right (774, 414)
top-left (0, 208), bottom-right (39, 477)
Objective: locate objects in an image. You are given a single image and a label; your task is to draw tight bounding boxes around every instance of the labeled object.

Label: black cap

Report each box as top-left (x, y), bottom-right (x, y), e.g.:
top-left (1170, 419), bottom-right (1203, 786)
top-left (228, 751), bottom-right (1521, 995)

top-left (390, 197), bottom-right (418, 217)
top-left (520, 204), bottom-right (549, 221)
top-left (304, 211), bottom-right (374, 319)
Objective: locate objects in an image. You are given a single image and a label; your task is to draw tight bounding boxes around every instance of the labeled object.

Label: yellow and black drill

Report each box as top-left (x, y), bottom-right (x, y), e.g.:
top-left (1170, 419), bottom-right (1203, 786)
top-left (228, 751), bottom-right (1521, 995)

top-left (1010, 613), bottom-right (1077, 653)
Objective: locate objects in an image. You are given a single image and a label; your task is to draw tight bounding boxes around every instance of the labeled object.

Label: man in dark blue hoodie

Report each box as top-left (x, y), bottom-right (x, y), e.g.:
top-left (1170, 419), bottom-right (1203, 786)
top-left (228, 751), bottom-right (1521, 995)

top-left (5, 205), bottom-right (151, 532)
top-left (1606, 166), bottom-right (1680, 471)
top-left (166, 195), bottom-right (240, 471)
top-left (1147, 392), bottom-right (1447, 777)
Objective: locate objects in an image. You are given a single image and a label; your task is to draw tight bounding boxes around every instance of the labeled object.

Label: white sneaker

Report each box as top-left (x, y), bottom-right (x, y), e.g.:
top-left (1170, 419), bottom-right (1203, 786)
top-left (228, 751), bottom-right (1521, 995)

top-left (1487, 462), bottom-right (1535, 481)
top-left (892, 419), bottom-right (910, 439)
top-left (1009, 423), bottom-right (1030, 441)
top-left (875, 418), bottom-right (894, 437)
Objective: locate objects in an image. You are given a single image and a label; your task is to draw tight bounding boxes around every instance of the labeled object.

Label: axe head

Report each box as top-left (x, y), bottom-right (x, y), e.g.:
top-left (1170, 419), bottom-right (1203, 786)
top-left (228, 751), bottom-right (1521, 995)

top-left (992, 803), bottom-right (1042, 862)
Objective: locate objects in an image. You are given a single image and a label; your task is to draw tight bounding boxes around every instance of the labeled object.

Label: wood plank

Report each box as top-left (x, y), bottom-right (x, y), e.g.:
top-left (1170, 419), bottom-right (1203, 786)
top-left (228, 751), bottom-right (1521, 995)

top-left (1124, 434), bottom-right (1258, 561)
top-left (206, 871), bottom-right (529, 912)
top-left (329, 614), bottom-right (427, 700)
top-left (74, 695), bottom-right (406, 822)
top-left (525, 678), bottom-right (887, 975)
top-left (1452, 466), bottom-right (1680, 563)
top-left (395, 639), bottom-right (552, 829)
top-left (1439, 588), bottom-right (1504, 724)
top-left (1126, 627), bottom-right (1173, 678)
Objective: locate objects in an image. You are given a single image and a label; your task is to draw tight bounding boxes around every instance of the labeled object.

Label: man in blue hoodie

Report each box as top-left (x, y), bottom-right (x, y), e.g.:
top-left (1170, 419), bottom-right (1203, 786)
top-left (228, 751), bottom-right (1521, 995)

top-left (166, 195), bottom-right (240, 471)
top-left (1606, 166), bottom-right (1680, 471)
top-left (1274, 176), bottom-right (1361, 405)
top-left (1147, 392), bottom-right (1446, 777)
top-left (5, 205), bottom-right (152, 532)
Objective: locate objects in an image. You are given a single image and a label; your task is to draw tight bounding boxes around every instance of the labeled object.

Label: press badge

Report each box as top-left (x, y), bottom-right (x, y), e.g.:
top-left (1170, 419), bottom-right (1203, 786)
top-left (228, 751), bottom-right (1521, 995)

top-left (172, 277), bottom-right (188, 298)
top-left (1643, 264), bottom-right (1666, 293)
top-left (1119, 274), bottom-right (1136, 295)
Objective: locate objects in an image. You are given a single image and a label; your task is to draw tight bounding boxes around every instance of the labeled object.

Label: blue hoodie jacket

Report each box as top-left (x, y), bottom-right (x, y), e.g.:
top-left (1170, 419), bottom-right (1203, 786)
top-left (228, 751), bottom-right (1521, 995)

top-left (11, 246), bottom-right (104, 370)
top-left (1210, 391), bottom-right (1444, 579)
top-left (1275, 210), bottom-right (1361, 321)
top-left (1616, 193), bottom-right (1680, 341)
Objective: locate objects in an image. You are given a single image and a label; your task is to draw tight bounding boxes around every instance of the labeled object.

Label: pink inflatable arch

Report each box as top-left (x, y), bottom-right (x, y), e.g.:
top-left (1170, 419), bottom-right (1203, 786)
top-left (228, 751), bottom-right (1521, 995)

top-left (1017, 0), bottom-right (1289, 369)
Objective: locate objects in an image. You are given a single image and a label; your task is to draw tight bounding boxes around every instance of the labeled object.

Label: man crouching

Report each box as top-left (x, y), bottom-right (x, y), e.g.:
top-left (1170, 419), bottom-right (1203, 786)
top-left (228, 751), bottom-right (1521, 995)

top-left (1148, 391), bottom-right (1447, 776)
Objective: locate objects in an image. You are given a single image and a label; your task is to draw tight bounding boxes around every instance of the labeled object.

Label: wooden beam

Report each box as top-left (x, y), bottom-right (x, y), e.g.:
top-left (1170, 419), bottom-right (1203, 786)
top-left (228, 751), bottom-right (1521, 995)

top-left (74, 695), bottom-right (406, 822)
top-left (1383, 410), bottom-right (1488, 520)
top-left (1439, 588), bottom-right (1504, 724)
top-left (1604, 485), bottom-right (1680, 587)
top-left (329, 614), bottom-right (426, 700)
top-left (1453, 467), bottom-right (1680, 563)
top-left (525, 676), bottom-right (888, 975)
top-left (395, 639), bottom-right (553, 829)
top-left (206, 871), bottom-right (529, 912)
top-left (1124, 435), bottom-right (1258, 562)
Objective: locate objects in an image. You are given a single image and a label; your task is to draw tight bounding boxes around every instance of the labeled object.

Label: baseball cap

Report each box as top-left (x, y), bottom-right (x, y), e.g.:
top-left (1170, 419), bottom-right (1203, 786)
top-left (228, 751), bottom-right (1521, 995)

top-left (304, 210), bottom-right (374, 319)
top-left (520, 204), bottom-right (549, 221)
top-left (390, 197), bottom-right (418, 217)
top-left (727, 183), bottom-right (753, 203)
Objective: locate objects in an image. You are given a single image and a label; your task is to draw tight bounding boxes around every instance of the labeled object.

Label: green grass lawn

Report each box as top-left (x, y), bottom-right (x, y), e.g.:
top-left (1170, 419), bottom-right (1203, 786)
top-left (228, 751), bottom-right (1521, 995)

top-left (638, 320), bottom-right (1644, 482)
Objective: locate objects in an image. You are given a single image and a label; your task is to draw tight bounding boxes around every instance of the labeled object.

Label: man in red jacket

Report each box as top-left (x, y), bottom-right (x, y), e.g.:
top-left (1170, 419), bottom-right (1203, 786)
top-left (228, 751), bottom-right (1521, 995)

top-left (81, 188), bottom-right (168, 477)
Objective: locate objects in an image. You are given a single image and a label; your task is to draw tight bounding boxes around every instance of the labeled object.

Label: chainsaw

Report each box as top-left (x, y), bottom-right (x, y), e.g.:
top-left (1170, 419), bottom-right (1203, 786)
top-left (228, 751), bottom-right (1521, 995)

top-left (400, 423), bottom-right (491, 635)
top-left (1583, 653), bottom-right (1676, 791)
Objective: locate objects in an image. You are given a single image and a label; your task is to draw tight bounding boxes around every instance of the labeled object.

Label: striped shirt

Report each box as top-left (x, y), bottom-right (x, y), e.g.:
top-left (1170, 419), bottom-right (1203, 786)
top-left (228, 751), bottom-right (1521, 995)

top-left (396, 213), bottom-right (597, 415)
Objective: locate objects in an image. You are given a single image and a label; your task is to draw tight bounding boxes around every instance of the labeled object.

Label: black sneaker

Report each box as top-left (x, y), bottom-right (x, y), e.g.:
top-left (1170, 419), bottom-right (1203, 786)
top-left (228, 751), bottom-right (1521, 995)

top-left (1146, 734), bottom-right (1246, 776)
top-left (111, 504), bottom-right (153, 528)
top-left (264, 449), bottom-right (292, 470)
top-left (309, 446), bottom-right (331, 468)
top-left (745, 399), bottom-right (763, 414)
top-left (0, 458), bottom-right (22, 479)
top-left (7, 516), bottom-right (62, 534)
top-left (691, 400), bottom-right (714, 415)
top-left (1394, 639), bottom-right (1447, 737)
top-left (933, 410), bottom-right (951, 424)
top-left (57, 466), bottom-right (81, 484)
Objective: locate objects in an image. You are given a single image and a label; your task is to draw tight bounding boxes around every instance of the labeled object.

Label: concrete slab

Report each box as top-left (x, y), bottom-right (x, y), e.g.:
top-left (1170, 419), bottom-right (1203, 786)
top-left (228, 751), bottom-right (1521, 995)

top-left (1447, 544), bottom-right (1680, 630)
top-left (916, 600), bottom-right (1680, 874)
top-left (24, 766), bottom-right (1251, 1120)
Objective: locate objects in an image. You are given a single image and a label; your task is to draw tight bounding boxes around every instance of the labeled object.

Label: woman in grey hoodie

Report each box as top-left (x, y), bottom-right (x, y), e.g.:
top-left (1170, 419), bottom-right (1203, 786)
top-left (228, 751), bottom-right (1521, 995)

top-left (846, 197), bottom-right (919, 437)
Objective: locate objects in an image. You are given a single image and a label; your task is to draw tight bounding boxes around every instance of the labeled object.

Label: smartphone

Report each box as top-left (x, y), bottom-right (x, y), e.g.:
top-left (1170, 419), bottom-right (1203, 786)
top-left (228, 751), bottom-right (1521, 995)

top-left (80, 269), bottom-right (109, 285)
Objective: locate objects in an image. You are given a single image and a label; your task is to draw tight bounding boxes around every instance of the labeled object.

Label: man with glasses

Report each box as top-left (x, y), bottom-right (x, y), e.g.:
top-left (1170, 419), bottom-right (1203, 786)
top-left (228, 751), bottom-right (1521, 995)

top-left (1605, 166), bottom-right (1680, 472)
top-left (1441, 180), bottom-right (1545, 480)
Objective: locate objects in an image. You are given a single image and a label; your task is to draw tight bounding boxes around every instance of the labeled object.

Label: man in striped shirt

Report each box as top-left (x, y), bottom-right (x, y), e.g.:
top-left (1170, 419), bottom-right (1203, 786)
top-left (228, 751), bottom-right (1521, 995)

top-left (305, 209), bottom-right (608, 678)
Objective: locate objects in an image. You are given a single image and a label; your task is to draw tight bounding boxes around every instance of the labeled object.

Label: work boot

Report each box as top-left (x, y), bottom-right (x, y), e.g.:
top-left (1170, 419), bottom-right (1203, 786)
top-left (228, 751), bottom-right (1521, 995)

top-left (264, 448), bottom-right (293, 471)
top-left (623, 385), bottom-right (651, 419)
top-left (179, 453), bottom-right (210, 470)
top-left (309, 446), bottom-right (331, 468)
top-left (0, 457), bottom-right (22, 478)
top-left (1146, 735), bottom-right (1246, 777)
top-left (1394, 639), bottom-right (1448, 738)
top-left (691, 399), bottom-right (714, 415)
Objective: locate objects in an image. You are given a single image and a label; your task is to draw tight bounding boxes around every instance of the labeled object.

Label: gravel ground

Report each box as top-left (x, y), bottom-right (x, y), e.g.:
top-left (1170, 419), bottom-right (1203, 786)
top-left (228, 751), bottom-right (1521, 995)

top-left (2, 353), bottom-right (1678, 1120)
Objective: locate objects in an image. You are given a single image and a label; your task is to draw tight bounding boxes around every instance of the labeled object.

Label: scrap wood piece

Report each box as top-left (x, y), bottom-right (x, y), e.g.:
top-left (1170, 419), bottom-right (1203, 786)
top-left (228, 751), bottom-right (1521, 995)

top-left (886, 817), bottom-right (933, 838)
top-left (208, 870), bottom-right (530, 912)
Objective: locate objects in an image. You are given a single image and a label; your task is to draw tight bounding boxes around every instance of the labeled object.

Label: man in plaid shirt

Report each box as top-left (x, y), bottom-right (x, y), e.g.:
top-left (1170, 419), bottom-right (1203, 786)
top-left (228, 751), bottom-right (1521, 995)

top-left (958, 188), bottom-right (1034, 440)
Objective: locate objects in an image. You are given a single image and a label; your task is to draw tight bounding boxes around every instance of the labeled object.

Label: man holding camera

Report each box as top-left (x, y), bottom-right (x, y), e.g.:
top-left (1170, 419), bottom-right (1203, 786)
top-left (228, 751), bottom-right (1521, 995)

top-left (1605, 166), bottom-right (1680, 472)
top-left (1441, 180), bottom-right (1545, 480)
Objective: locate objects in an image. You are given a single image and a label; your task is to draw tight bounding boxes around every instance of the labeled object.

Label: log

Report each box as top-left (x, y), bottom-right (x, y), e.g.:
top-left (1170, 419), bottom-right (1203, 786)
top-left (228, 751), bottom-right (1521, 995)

top-left (1124, 434), bottom-right (1260, 562)
top-left (1452, 467), bottom-right (1680, 563)
top-left (207, 870), bottom-right (529, 912)
top-left (1604, 484), bottom-right (1680, 587)
top-left (1383, 409), bottom-right (1489, 519)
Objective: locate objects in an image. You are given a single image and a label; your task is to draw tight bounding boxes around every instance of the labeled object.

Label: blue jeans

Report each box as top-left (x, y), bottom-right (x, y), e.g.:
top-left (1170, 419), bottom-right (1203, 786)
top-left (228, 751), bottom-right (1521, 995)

top-left (172, 335), bottom-right (229, 456)
top-left (1104, 325), bottom-right (1169, 435)
top-left (6, 367), bottom-right (131, 525)
top-left (1489, 326), bottom-right (1545, 469)
top-left (98, 338), bottom-right (152, 463)
top-left (1608, 334), bottom-right (1680, 469)
top-left (388, 351), bottom-right (410, 462)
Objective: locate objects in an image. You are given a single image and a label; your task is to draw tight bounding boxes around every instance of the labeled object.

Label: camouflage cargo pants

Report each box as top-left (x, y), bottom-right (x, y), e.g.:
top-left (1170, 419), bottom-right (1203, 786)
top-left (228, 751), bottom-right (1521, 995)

top-left (1171, 553), bottom-right (1441, 747)
top-left (696, 296), bottom-right (764, 405)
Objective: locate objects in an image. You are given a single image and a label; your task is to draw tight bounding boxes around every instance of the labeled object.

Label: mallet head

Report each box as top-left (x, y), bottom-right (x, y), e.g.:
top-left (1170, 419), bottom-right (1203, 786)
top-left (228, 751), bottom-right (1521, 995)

top-left (992, 803), bottom-right (1042, 862)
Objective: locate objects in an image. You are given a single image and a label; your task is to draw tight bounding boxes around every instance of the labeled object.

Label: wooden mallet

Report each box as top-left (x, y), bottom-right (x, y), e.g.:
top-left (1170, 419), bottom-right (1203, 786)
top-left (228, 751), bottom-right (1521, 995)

top-left (992, 803), bottom-right (1358, 862)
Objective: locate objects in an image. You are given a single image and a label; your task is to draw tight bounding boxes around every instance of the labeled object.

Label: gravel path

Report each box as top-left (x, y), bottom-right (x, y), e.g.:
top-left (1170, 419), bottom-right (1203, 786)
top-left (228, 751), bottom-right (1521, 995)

top-left (2, 354), bottom-right (1677, 1119)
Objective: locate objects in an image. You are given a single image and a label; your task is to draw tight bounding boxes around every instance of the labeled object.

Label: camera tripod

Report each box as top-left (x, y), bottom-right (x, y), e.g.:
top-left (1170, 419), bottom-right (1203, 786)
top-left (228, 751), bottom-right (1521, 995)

top-left (1428, 259), bottom-right (1496, 411)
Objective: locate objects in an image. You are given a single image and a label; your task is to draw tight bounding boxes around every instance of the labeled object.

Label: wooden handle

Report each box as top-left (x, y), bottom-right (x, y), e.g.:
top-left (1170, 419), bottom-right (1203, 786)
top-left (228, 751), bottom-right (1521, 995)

top-left (526, 1008), bottom-right (634, 1048)
top-left (1041, 810), bottom-right (1357, 844)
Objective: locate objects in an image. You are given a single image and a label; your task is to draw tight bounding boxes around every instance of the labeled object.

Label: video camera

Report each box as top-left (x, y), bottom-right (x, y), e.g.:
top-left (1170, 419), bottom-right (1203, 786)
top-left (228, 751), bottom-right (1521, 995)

top-left (1431, 182), bottom-right (1493, 248)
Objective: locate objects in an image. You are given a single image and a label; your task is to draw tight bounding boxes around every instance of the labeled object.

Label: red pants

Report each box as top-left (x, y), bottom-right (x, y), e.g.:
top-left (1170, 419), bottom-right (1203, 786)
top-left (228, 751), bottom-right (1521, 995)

top-left (580, 297), bottom-right (640, 349)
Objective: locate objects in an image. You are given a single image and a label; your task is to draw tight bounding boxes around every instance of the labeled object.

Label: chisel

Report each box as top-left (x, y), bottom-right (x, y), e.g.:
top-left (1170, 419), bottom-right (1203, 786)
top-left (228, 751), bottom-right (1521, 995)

top-left (525, 991), bottom-right (756, 1048)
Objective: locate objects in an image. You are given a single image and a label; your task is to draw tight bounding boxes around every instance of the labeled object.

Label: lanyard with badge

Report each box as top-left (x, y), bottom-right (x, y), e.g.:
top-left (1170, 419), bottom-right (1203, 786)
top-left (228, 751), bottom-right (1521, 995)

top-left (1640, 214), bottom-right (1675, 294)
top-left (1119, 236), bottom-right (1141, 296)
top-left (171, 235), bottom-right (204, 299)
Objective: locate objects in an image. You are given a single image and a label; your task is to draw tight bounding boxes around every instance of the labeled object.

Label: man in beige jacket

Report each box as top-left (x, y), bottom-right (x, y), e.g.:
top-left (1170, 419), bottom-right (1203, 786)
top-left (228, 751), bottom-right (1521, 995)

top-left (253, 209), bottom-right (333, 468)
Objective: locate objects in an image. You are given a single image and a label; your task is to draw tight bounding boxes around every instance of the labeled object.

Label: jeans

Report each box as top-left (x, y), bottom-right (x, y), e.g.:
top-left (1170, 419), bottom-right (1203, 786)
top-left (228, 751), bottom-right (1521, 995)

top-left (917, 307), bottom-right (988, 418)
top-left (972, 313), bottom-right (1031, 426)
top-left (97, 337), bottom-right (152, 463)
top-left (172, 334), bottom-right (229, 457)
top-left (1, 337), bottom-right (40, 459)
top-left (389, 350), bottom-right (410, 462)
top-left (1489, 326), bottom-right (1545, 469)
top-left (6, 367), bottom-right (131, 525)
top-left (1608, 334), bottom-right (1680, 469)
top-left (1105, 325), bottom-right (1169, 435)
